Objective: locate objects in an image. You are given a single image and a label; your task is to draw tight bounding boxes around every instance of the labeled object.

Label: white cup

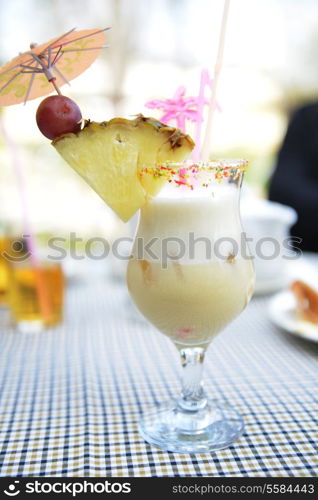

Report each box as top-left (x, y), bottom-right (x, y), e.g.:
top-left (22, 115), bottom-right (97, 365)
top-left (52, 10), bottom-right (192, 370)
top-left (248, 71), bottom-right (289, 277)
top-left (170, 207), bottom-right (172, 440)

top-left (241, 199), bottom-right (297, 295)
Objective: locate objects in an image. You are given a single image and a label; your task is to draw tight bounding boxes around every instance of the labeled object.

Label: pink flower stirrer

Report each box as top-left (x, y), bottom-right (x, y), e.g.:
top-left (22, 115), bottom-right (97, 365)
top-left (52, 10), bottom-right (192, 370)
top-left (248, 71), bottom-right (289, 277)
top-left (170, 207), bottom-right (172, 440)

top-left (145, 72), bottom-right (214, 167)
top-left (145, 85), bottom-right (207, 134)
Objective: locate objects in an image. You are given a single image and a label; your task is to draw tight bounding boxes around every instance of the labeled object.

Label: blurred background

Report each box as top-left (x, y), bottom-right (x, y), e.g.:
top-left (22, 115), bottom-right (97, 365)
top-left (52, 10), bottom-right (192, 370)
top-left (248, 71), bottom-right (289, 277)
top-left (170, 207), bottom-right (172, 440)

top-left (0, 0), bottom-right (318, 240)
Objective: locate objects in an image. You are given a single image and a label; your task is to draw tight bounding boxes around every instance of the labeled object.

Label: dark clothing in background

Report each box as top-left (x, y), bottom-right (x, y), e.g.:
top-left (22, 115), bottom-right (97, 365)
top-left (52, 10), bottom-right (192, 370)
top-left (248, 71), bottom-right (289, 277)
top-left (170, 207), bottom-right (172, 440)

top-left (269, 104), bottom-right (318, 252)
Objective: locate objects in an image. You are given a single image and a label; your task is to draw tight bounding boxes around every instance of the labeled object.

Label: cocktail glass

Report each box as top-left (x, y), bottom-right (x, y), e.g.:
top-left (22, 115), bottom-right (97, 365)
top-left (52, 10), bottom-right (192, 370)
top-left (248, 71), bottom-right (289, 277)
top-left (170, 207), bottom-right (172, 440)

top-left (8, 258), bottom-right (64, 332)
top-left (127, 160), bottom-right (255, 453)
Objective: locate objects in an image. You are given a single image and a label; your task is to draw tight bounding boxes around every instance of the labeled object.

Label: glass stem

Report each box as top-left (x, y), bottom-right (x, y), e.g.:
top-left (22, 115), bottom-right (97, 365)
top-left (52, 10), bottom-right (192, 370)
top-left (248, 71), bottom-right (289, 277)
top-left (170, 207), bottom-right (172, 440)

top-left (178, 347), bottom-right (208, 412)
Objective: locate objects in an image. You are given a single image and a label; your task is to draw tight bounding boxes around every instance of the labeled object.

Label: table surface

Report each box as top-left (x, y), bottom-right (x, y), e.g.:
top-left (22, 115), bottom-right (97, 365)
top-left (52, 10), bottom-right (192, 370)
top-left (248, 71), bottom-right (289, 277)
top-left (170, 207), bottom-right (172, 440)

top-left (0, 258), bottom-right (317, 478)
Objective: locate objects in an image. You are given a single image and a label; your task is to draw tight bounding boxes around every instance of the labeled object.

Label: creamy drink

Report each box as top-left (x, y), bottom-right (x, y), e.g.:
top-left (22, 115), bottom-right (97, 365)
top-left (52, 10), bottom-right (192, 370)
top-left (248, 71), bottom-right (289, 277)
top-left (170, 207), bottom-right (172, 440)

top-left (127, 183), bottom-right (254, 347)
top-left (125, 162), bottom-right (256, 453)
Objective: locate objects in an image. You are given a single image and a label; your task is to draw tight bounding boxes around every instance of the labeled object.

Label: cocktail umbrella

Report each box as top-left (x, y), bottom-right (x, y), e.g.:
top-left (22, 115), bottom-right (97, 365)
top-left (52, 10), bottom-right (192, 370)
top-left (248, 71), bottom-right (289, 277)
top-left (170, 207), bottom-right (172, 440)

top-left (0, 27), bottom-right (109, 105)
top-left (0, 27), bottom-right (108, 326)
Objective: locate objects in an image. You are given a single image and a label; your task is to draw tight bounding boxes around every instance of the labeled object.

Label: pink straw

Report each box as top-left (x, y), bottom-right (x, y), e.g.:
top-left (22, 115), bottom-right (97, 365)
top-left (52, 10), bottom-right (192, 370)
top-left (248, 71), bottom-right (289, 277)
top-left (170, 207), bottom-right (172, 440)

top-left (0, 118), bottom-right (38, 263)
top-left (0, 117), bottom-right (52, 322)
top-left (192, 69), bottom-right (211, 162)
top-left (201, 0), bottom-right (231, 160)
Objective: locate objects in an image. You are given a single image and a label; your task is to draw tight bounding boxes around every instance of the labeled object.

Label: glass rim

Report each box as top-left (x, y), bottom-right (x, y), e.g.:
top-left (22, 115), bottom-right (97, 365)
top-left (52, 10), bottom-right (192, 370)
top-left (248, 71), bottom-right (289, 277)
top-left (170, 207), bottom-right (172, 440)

top-left (162, 159), bottom-right (248, 169)
top-left (139, 159), bottom-right (247, 188)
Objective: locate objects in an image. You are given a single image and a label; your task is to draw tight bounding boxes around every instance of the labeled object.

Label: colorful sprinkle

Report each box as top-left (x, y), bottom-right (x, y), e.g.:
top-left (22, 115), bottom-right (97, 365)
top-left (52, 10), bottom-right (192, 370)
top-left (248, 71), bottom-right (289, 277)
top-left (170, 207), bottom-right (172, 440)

top-left (139, 160), bottom-right (248, 190)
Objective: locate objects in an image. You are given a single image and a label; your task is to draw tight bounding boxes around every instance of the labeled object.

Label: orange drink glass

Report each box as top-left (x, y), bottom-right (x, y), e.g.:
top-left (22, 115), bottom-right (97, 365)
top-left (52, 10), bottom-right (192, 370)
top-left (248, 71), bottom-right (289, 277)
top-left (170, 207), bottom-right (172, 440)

top-left (8, 260), bottom-right (64, 332)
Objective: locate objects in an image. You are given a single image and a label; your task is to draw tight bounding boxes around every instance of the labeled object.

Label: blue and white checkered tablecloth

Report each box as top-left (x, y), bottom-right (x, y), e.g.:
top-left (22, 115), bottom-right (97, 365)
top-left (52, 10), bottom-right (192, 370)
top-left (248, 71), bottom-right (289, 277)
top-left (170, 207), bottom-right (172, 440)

top-left (0, 262), bottom-right (317, 477)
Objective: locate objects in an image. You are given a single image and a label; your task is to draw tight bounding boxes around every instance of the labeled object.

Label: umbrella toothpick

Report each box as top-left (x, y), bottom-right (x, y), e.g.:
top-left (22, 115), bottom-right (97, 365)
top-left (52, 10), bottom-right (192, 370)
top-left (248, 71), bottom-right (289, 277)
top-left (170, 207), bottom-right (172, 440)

top-left (50, 78), bottom-right (62, 95)
top-left (30, 52), bottom-right (62, 95)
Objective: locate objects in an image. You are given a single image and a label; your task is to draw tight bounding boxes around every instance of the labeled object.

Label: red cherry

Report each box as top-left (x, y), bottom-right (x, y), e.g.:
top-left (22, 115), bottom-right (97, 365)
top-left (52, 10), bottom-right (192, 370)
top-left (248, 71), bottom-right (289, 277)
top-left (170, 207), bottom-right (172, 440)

top-left (36, 95), bottom-right (82, 140)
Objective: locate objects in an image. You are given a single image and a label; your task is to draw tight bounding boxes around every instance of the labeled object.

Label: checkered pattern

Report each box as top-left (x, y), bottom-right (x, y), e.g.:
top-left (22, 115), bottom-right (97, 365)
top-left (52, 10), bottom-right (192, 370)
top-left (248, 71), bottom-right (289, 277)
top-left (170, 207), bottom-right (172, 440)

top-left (0, 268), bottom-right (317, 477)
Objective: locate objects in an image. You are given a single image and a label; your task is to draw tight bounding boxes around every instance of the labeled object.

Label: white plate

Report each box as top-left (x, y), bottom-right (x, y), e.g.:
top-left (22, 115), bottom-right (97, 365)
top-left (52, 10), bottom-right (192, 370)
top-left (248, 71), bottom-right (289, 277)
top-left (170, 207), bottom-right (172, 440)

top-left (268, 291), bottom-right (318, 343)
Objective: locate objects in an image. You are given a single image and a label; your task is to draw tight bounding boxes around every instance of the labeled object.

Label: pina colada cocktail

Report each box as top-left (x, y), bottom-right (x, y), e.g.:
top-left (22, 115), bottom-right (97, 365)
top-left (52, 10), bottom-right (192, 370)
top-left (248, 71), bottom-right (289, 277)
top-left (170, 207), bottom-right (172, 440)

top-left (0, 26), bottom-right (254, 453)
top-left (127, 161), bottom-right (255, 452)
top-left (127, 184), bottom-right (254, 348)
top-left (51, 114), bottom-right (254, 452)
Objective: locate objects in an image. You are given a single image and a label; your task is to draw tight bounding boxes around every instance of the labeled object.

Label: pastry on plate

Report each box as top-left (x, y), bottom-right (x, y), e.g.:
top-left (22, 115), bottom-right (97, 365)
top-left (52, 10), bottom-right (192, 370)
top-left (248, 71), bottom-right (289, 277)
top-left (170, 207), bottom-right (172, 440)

top-left (291, 280), bottom-right (318, 324)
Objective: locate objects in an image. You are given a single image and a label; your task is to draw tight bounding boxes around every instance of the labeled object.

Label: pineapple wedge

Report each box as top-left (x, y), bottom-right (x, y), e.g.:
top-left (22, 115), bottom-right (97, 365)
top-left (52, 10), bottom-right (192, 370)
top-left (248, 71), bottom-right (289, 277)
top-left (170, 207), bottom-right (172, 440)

top-left (52, 115), bottom-right (194, 222)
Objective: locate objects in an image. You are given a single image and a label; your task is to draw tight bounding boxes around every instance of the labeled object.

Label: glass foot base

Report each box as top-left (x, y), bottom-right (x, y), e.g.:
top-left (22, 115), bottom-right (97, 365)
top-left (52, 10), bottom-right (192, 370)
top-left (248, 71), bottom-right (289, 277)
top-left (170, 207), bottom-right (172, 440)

top-left (139, 400), bottom-right (244, 453)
